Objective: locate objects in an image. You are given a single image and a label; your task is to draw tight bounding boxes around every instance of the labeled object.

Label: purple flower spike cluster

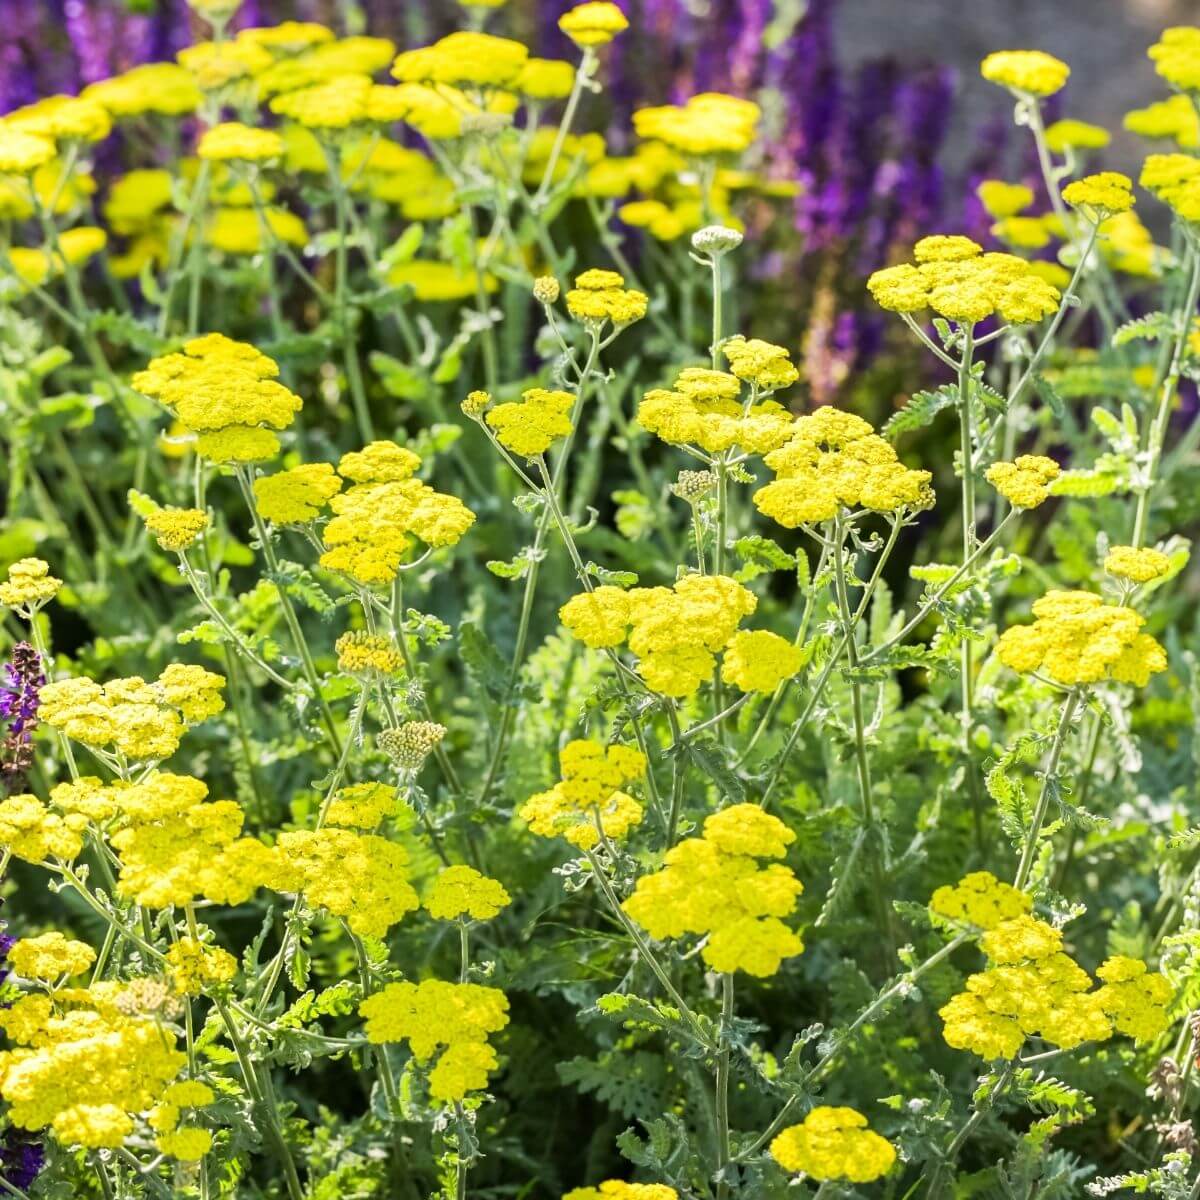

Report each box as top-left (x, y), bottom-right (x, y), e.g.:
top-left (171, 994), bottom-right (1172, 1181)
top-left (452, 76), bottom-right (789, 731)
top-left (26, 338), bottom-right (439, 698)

top-left (1, 642), bottom-right (43, 792)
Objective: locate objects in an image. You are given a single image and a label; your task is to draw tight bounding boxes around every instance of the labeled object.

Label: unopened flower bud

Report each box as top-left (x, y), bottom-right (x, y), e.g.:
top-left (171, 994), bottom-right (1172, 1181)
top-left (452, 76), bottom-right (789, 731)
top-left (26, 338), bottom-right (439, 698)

top-left (691, 225), bottom-right (744, 256)
top-left (533, 275), bottom-right (560, 304)
top-left (380, 721), bottom-right (447, 770)
top-left (671, 469), bottom-right (717, 503)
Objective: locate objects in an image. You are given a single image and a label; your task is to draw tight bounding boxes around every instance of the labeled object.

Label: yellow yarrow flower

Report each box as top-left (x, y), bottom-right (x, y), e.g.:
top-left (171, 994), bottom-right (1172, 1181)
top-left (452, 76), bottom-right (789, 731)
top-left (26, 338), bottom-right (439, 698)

top-left (558, 2), bottom-right (630, 48)
top-left (1062, 171), bottom-right (1135, 221)
top-left (985, 455), bottom-right (1060, 509)
top-left (977, 179), bottom-right (1035, 219)
top-left (980, 49), bottom-right (1070, 97)
top-left (254, 462), bottom-right (342, 524)
top-left (197, 121), bottom-right (283, 162)
top-left (485, 388), bottom-right (575, 457)
top-left (1124, 95), bottom-right (1199, 150)
top-left (564, 1185), bottom-right (677, 1200)
top-left (334, 630), bottom-right (405, 677)
top-left (9, 932), bottom-right (96, 981)
top-left (634, 93), bottom-right (760, 156)
top-left (392, 31), bottom-right (529, 90)
top-left (82, 63), bottom-right (202, 118)
top-left (770, 1106), bottom-right (896, 1183)
top-left (165, 937), bottom-right (237, 996)
top-left (141, 505), bottom-right (209, 552)
top-left (1103, 545), bottom-right (1172, 584)
top-left (929, 871), bottom-right (1031, 930)
top-left (1044, 118), bottom-right (1110, 152)
top-left (565, 267), bottom-right (648, 326)
top-left (1149, 26), bottom-right (1200, 93)
top-left (324, 782), bottom-right (402, 830)
top-left (0, 557), bottom-right (62, 611)
top-left (425, 865), bottom-right (511, 921)
top-left (720, 629), bottom-right (805, 694)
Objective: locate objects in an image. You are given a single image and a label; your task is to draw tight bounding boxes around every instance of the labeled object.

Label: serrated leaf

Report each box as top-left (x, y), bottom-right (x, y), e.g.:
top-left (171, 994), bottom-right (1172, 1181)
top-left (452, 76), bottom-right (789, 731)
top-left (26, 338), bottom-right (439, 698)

top-left (883, 384), bottom-right (957, 439)
top-left (584, 561), bottom-right (638, 588)
top-left (1112, 310), bottom-right (1172, 347)
top-left (732, 534), bottom-right (794, 583)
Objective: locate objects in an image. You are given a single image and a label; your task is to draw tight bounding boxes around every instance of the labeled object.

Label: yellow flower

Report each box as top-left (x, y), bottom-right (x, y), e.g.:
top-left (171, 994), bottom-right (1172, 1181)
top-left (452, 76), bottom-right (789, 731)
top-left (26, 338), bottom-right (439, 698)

top-left (82, 64), bottom-right (202, 118)
top-left (166, 937), bottom-right (238, 996)
top-left (1149, 26), bottom-right (1200, 93)
top-left (565, 267), bottom-right (648, 326)
top-left (197, 121), bottom-right (283, 162)
top-left (770, 1107), bottom-right (896, 1183)
top-left (485, 388), bottom-right (575, 457)
top-left (1104, 545), bottom-right (1172, 584)
top-left (156, 1127), bottom-right (213, 1161)
top-left (254, 462), bottom-right (341, 524)
top-left (392, 31), bottom-right (529, 90)
top-left (564, 1185), bottom-right (677, 1200)
top-left (980, 49), bottom-right (1070, 97)
top-left (338, 440), bottom-right (421, 483)
top-left (10, 932), bottom-right (96, 981)
top-left (334, 630), bottom-right (405, 677)
top-left (633, 93), bottom-right (760, 156)
top-left (985, 455), bottom-right (1060, 509)
top-left (721, 335), bottom-right (799, 392)
top-left (1094, 956), bottom-right (1173, 1043)
top-left (425, 865), bottom-right (511, 921)
top-left (1124, 95), bottom-right (1199, 150)
top-left (558, 2), bottom-right (630, 48)
top-left (1062, 172), bottom-right (1135, 220)
top-left (141, 505), bottom-right (209, 552)
top-left (6, 95), bottom-right (112, 144)
top-left (720, 630), bottom-right (805, 693)
top-left (324, 782), bottom-right (401, 830)
top-left (929, 871), bottom-right (1031, 930)
top-left (0, 793), bottom-right (86, 864)
top-left (387, 260), bottom-right (497, 301)
top-left (1045, 118), bottom-right (1110, 153)
top-left (516, 58), bottom-right (576, 100)
top-left (0, 557), bottom-right (62, 611)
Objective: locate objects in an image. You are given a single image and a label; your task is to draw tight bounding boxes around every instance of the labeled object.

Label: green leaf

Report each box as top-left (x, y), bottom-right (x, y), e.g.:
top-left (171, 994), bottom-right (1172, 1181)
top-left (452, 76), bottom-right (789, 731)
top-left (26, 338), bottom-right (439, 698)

top-left (683, 736), bottom-right (746, 804)
top-left (882, 384), bottom-right (957, 439)
top-left (458, 618), bottom-right (511, 702)
top-left (732, 534), bottom-right (794, 583)
top-left (486, 545), bottom-right (546, 580)
top-left (1112, 311), bottom-right (1172, 347)
top-left (584, 560), bottom-right (638, 588)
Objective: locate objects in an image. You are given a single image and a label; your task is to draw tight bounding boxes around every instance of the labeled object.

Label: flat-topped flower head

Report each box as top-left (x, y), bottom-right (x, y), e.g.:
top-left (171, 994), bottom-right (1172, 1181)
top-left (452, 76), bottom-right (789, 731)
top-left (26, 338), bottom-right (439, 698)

top-left (985, 455), bottom-right (1060, 509)
top-left (142, 505), bottom-right (209, 552)
top-left (334, 631), bottom-right (405, 677)
top-left (425, 865), bottom-right (511, 921)
top-left (633, 93), bottom-right (760, 157)
top-left (996, 589), bottom-right (1167, 687)
top-left (1062, 172), bottom-right (1135, 221)
top-left (9, 933), bottom-right (95, 981)
top-left (1104, 545), bottom-right (1172, 584)
top-left (1045, 118), bottom-right (1110, 153)
top-left (721, 335), bottom-right (799, 392)
top-left (981, 49), bottom-right (1070, 97)
top-left (558, 3), bottom-right (630, 48)
top-left (930, 871), bottom-right (1032, 929)
top-left (392, 31), bottom-right (528, 90)
top-left (379, 721), bottom-right (447, 770)
top-left (0, 126), bottom-right (58, 174)
top-left (254, 462), bottom-right (341, 524)
top-left (977, 180), bottom-right (1035, 219)
top-left (566, 268), bottom-right (648, 326)
top-left (770, 1106), bottom-right (896, 1183)
top-left (720, 630), bottom-right (805, 694)
top-left (197, 122), bottom-right (283, 162)
top-left (1140, 152), bottom-right (1200, 222)
top-left (485, 388), bottom-right (574, 457)
top-left (0, 558), bottom-right (62, 613)
top-left (1149, 26), bottom-right (1200, 93)
top-left (564, 1184), bottom-right (676, 1200)
top-left (7, 95), bottom-right (112, 144)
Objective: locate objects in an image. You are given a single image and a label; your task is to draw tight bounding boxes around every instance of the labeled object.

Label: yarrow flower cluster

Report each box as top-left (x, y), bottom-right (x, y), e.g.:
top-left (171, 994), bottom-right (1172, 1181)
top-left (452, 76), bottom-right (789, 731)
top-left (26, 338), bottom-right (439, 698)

top-left (0, 559), bottom-right (61, 615)
top-left (753, 407), bottom-right (933, 528)
top-left (359, 979), bottom-right (509, 1102)
top-left (985, 455), bottom-right (1061, 509)
top-left (868, 235), bottom-right (1062, 326)
top-left (564, 268), bottom-right (649, 327)
top-left (424, 865), bottom-right (511, 921)
top-left (769, 1106), bottom-right (896, 1183)
top-left (623, 804), bottom-right (804, 976)
top-left (996, 590), bottom-right (1168, 687)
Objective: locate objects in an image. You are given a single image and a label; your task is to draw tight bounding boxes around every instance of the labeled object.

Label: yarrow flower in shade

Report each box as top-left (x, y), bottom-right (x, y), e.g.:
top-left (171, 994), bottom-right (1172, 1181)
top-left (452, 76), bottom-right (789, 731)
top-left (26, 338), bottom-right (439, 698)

top-left (378, 721), bottom-right (447, 770)
top-left (996, 590), bottom-right (1168, 687)
top-left (8, 933), bottom-right (95, 981)
top-left (318, 442), bottom-right (475, 586)
top-left (977, 179), bottom-right (1035, 219)
top-left (0, 559), bottom-right (62, 614)
top-left (388, 260), bottom-right (498, 300)
top-left (196, 121), bottom-right (283, 163)
top-left (519, 739), bottom-right (646, 849)
top-left (359, 979), bottom-right (509, 1102)
top-left (720, 630), bottom-right (805, 693)
top-left (1045, 118), bottom-right (1111, 153)
top-left (425, 865), bottom-right (511, 921)
top-left (334, 631), bottom-right (405, 677)
top-left (564, 1185), bottom-right (677, 1200)
top-left (1104, 545), bottom-right (1173, 584)
top-left (0, 981), bottom-right (187, 1151)
top-left (769, 1107), bottom-right (896, 1183)
top-left (980, 49), bottom-right (1071, 97)
top-left (558, 3), bottom-right (630, 48)
top-left (565, 268), bottom-right (648, 327)
top-left (1148, 26), bottom-right (1200, 93)
top-left (1062, 172), bottom-right (1135, 221)
top-left (139, 503), bottom-right (209, 552)
top-left (623, 804), bottom-right (803, 977)
top-left (133, 334), bottom-right (302, 465)
top-left (985, 455), bottom-right (1061, 509)
top-left (633, 93), bottom-right (761, 157)
top-left (867, 237), bottom-right (1061, 326)
top-left (1, 643), bottom-right (43, 789)
top-left (752, 407), bottom-right (932, 529)
top-left (484, 388), bottom-right (575, 457)
top-left (164, 936), bottom-right (238, 996)
top-left (929, 871), bottom-right (1032, 929)
top-left (637, 364), bottom-right (795, 457)
top-left (253, 462), bottom-right (342, 525)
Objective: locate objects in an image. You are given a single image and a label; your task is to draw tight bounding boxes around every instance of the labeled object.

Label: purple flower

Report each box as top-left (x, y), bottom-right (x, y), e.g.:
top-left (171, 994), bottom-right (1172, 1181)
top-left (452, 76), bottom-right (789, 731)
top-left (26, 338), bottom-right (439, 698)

top-left (1, 643), bottom-right (43, 793)
top-left (0, 1130), bottom-right (45, 1192)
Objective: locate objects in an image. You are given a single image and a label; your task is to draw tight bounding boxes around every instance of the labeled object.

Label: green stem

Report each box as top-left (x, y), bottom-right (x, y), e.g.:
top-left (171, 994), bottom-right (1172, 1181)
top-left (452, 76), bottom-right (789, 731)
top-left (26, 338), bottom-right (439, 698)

top-left (714, 973), bottom-right (734, 1200)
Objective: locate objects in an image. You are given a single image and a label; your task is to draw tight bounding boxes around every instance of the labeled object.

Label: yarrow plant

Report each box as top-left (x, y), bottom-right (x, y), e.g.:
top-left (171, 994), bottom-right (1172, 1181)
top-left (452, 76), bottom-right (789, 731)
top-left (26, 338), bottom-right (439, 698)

top-left (3, 3), bottom-right (1200, 1198)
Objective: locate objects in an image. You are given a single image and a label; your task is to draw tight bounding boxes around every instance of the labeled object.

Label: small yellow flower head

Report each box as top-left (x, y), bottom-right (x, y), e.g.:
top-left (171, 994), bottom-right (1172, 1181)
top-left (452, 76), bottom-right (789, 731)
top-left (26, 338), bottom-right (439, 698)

top-left (335, 630), bottom-right (405, 677)
top-left (197, 121), bottom-right (283, 163)
top-left (325, 782), bottom-right (401, 830)
top-left (929, 871), bottom-right (1031, 930)
top-left (156, 1127), bottom-right (213, 1161)
top-left (165, 937), bottom-right (238, 997)
top-left (977, 179), bottom-right (1035, 218)
top-left (486, 388), bottom-right (575, 457)
top-left (0, 126), bottom-right (57, 174)
top-left (991, 215), bottom-right (1052, 250)
top-left (379, 721), bottom-right (447, 770)
top-left (253, 462), bottom-right (342, 525)
top-left (425, 865), bottom-right (511, 921)
top-left (770, 1107), bottom-right (896, 1183)
top-left (996, 589), bottom-right (1168, 687)
top-left (338, 441), bottom-right (421, 484)
top-left (985, 454), bottom-right (1060, 509)
top-left (6, 95), bottom-right (112, 144)
top-left (1062, 171), bottom-right (1135, 221)
top-left (1149, 26), bottom-right (1200, 94)
top-left (159, 663), bottom-right (226, 723)
top-left (566, 268), bottom-right (648, 326)
top-left (388, 259), bottom-right (498, 300)
top-left (392, 31), bottom-right (529, 89)
top-left (461, 389), bottom-right (492, 418)
top-left (702, 803), bottom-right (795, 858)
top-left (558, 2), bottom-right (630, 48)
top-left (1140, 152), bottom-right (1200, 222)
top-left (1094, 956), bottom-right (1173, 1043)
top-left (1124, 95), bottom-right (1199, 149)
top-left (142, 505), bottom-right (209, 552)
top-left (914, 234), bottom-right (983, 262)
top-left (1044, 118), bottom-right (1110, 153)
top-left (0, 793), bottom-right (87, 863)
top-left (359, 978), bottom-right (509, 1101)
top-left (564, 1185), bottom-right (677, 1200)
top-left (1103, 545), bottom-right (1172, 584)
top-left (82, 63), bottom-right (202, 119)
top-left (980, 914), bottom-right (1062, 964)
top-left (634, 93), bottom-right (760, 156)
top-left (162, 1080), bottom-right (215, 1108)
top-left (517, 58), bottom-right (575, 100)
top-left (980, 49), bottom-right (1070, 97)
top-left (10, 932), bottom-right (96, 981)
top-left (0, 557), bottom-right (62, 611)
top-left (533, 274), bottom-right (561, 304)
top-left (720, 630), bottom-right (805, 693)
top-left (865, 263), bottom-right (928, 313)
top-left (722, 335), bottom-right (799, 392)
